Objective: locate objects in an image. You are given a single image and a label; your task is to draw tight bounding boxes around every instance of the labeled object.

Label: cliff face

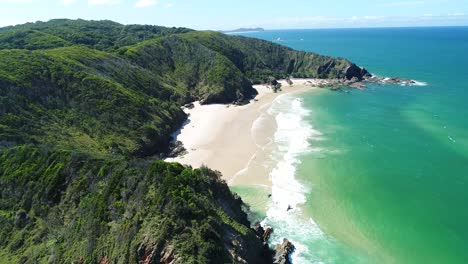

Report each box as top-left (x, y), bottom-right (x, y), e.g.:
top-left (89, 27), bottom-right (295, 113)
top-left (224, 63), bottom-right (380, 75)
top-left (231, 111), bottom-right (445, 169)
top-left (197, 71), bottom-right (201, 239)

top-left (178, 31), bottom-right (370, 83)
top-left (0, 19), bottom-right (372, 263)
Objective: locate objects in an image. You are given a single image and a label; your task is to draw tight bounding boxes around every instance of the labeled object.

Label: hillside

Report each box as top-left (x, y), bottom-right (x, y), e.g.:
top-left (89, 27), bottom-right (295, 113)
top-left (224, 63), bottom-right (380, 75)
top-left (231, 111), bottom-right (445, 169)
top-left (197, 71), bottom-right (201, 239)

top-left (0, 19), bottom-right (370, 263)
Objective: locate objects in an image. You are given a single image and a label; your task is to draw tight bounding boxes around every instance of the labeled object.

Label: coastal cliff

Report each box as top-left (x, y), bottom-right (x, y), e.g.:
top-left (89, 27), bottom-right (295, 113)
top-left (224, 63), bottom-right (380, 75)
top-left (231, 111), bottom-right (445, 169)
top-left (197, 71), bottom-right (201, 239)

top-left (0, 19), bottom-right (367, 263)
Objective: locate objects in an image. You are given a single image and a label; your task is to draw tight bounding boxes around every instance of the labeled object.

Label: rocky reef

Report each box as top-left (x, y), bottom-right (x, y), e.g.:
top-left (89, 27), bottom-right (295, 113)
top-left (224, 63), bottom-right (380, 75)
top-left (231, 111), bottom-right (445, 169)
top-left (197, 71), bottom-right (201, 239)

top-left (252, 222), bottom-right (297, 264)
top-left (280, 74), bottom-right (421, 91)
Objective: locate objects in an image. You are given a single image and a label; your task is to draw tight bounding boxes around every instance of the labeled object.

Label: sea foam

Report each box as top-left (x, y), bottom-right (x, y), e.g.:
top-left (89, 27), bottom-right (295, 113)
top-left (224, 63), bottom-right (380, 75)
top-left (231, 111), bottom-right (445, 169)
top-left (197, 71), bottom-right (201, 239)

top-left (262, 95), bottom-right (326, 262)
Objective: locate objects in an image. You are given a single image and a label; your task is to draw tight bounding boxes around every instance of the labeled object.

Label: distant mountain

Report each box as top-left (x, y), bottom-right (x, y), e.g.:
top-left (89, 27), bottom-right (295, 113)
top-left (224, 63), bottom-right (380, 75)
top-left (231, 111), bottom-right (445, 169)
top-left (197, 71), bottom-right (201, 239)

top-left (0, 19), bottom-right (369, 263)
top-left (220, 27), bottom-right (265, 33)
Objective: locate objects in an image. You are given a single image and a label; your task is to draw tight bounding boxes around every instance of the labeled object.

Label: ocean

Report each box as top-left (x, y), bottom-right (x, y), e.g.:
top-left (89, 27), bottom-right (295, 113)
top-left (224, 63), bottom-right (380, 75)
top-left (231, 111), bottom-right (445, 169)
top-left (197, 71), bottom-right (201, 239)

top-left (232, 27), bottom-right (468, 263)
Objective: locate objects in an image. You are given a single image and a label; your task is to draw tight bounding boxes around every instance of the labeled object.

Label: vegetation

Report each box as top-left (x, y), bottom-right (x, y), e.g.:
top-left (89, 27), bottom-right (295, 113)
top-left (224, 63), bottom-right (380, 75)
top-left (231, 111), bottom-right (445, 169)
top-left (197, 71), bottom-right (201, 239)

top-left (0, 19), bottom-right (193, 51)
top-left (0, 146), bottom-right (268, 263)
top-left (0, 19), bottom-right (368, 263)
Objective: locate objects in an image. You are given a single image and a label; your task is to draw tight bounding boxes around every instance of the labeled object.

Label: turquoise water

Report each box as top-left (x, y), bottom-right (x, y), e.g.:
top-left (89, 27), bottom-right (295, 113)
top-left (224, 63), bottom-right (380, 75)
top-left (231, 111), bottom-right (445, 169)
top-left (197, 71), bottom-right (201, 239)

top-left (236, 27), bottom-right (468, 263)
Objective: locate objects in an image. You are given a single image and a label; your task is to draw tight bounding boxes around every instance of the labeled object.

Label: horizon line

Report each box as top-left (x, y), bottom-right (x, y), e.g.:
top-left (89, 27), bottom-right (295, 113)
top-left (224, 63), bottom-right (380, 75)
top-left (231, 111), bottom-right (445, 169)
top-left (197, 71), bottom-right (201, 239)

top-left (220, 24), bottom-right (468, 32)
top-left (1, 18), bottom-right (467, 31)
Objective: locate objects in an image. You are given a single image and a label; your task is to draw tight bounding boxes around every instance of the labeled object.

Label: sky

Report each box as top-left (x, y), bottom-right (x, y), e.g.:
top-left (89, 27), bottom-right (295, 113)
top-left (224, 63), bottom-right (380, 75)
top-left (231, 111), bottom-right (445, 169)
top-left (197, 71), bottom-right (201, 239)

top-left (0, 0), bottom-right (467, 30)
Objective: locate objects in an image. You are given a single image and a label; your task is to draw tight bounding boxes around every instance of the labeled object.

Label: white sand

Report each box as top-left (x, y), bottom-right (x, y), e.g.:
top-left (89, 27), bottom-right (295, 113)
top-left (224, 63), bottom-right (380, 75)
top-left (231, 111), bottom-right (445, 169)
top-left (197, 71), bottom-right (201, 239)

top-left (165, 79), bottom-right (318, 184)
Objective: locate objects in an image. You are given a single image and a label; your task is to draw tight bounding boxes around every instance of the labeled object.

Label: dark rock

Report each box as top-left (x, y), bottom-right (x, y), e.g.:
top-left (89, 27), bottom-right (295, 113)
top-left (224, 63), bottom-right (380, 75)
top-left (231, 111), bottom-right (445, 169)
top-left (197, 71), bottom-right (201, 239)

top-left (344, 64), bottom-right (370, 80)
top-left (273, 83), bottom-right (282, 93)
top-left (167, 141), bottom-right (186, 158)
top-left (263, 227), bottom-right (273, 242)
top-left (253, 222), bottom-right (273, 242)
top-left (285, 77), bottom-right (293, 86)
top-left (362, 68), bottom-right (372, 78)
top-left (253, 222), bottom-right (265, 238)
top-left (183, 103), bottom-right (194, 109)
top-left (252, 222), bottom-right (273, 242)
top-left (267, 77), bottom-right (279, 87)
top-left (273, 239), bottom-right (295, 264)
top-left (14, 210), bottom-right (30, 228)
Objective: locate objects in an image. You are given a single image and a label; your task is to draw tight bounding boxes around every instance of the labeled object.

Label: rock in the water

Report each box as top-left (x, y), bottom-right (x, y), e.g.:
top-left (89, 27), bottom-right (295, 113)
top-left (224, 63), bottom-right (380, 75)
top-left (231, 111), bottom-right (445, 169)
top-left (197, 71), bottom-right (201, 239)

top-left (263, 227), bottom-right (273, 242)
top-left (364, 76), bottom-right (419, 86)
top-left (253, 222), bottom-right (265, 238)
top-left (349, 82), bottom-right (366, 89)
top-left (253, 222), bottom-right (273, 242)
top-left (274, 239), bottom-right (295, 264)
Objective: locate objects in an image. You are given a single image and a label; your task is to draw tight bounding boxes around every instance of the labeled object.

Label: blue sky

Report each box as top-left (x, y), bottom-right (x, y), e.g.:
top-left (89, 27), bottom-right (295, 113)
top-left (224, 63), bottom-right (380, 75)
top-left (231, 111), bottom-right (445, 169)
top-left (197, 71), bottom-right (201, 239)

top-left (0, 0), bottom-right (467, 29)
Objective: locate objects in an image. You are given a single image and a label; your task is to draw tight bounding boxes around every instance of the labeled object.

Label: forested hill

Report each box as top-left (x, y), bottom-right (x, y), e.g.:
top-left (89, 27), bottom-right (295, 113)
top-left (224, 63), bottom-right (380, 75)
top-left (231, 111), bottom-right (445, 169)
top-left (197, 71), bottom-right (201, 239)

top-left (0, 19), bottom-right (369, 263)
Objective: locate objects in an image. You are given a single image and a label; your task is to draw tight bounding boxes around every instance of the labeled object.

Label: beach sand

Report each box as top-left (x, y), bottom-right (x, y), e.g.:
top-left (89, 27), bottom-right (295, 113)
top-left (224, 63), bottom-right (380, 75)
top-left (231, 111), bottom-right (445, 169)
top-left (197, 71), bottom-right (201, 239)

top-left (165, 79), bottom-right (317, 186)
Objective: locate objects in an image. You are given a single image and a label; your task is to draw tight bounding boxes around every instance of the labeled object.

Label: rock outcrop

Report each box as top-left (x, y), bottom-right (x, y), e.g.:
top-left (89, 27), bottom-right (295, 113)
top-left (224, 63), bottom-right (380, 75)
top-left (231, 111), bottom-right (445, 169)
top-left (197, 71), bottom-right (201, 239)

top-left (344, 64), bottom-right (371, 80)
top-left (253, 222), bottom-right (274, 243)
top-left (273, 239), bottom-right (296, 264)
top-left (253, 222), bottom-right (265, 237)
top-left (263, 227), bottom-right (274, 242)
top-left (366, 76), bottom-right (418, 85)
top-left (167, 141), bottom-right (186, 158)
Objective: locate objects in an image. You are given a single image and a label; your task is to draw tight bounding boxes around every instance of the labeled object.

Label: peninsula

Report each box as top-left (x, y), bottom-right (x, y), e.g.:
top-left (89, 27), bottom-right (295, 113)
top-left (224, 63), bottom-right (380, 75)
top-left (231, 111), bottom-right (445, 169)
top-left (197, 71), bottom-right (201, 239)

top-left (220, 27), bottom-right (266, 34)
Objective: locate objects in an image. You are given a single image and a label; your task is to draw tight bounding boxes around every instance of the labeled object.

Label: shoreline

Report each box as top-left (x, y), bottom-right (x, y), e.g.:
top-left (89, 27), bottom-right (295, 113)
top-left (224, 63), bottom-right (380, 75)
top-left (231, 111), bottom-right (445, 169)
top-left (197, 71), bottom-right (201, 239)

top-left (165, 79), bottom-right (318, 185)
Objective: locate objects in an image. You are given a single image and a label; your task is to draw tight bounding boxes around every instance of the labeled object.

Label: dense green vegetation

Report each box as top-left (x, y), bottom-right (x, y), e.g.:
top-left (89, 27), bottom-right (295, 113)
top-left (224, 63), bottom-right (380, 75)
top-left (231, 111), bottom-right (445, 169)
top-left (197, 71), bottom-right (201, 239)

top-left (179, 31), bottom-right (355, 82)
top-left (0, 19), bottom-right (369, 263)
top-left (0, 19), bottom-right (192, 51)
top-left (0, 146), bottom-right (270, 263)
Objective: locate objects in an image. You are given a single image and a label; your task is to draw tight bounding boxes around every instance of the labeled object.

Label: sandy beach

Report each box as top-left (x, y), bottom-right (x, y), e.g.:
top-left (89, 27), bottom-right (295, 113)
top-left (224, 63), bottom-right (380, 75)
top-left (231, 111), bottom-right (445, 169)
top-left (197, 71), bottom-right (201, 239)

top-left (165, 79), bottom-right (318, 185)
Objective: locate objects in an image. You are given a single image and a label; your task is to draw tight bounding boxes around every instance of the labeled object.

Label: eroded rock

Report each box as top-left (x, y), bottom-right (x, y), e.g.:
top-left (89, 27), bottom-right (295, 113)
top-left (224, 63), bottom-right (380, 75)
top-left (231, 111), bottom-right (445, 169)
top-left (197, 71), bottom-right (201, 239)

top-left (273, 239), bottom-right (295, 264)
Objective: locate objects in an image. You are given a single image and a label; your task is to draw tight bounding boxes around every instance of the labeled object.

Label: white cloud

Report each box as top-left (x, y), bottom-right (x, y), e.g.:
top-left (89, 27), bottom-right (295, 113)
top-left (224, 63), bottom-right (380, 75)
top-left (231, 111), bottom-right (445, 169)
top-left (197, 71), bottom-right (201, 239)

top-left (448, 13), bottom-right (465, 17)
top-left (250, 12), bottom-right (468, 29)
top-left (165, 2), bottom-right (173, 8)
top-left (350, 16), bottom-right (385, 21)
top-left (60, 0), bottom-right (77, 5)
top-left (135, 0), bottom-right (158, 7)
top-left (381, 1), bottom-right (425, 7)
top-left (259, 15), bottom-right (386, 27)
top-left (88, 0), bottom-right (119, 5)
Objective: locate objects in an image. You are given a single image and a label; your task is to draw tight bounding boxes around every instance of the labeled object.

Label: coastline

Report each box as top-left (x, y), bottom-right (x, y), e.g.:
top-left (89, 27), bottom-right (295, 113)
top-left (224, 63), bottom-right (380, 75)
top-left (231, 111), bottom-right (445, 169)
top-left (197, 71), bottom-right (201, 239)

top-left (166, 79), bottom-right (325, 262)
top-left (165, 79), bottom-right (318, 185)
